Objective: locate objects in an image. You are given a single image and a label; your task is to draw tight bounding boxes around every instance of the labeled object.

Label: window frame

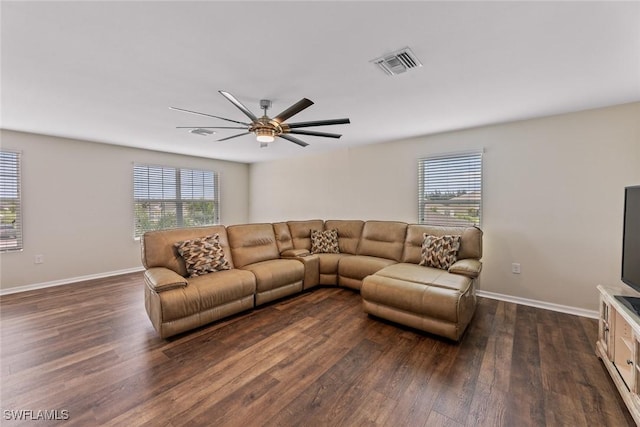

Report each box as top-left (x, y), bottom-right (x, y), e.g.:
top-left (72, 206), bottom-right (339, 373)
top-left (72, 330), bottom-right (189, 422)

top-left (133, 163), bottom-right (220, 238)
top-left (418, 150), bottom-right (483, 228)
top-left (0, 149), bottom-right (23, 252)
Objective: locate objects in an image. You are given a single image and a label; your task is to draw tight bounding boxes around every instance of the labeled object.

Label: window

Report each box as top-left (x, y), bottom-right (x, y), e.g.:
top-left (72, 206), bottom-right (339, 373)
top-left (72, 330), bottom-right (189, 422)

top-left (418, 151), bottom-right (483, 227)
top-left (0, 150), bottom-right (23, 252)
top-left (133, 164), bottom-right (219, 238)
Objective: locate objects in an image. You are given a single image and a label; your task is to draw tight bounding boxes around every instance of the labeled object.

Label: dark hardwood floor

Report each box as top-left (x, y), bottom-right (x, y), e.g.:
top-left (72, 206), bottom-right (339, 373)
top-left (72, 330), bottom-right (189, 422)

top-left (0, 272), bottom-right (634, 426)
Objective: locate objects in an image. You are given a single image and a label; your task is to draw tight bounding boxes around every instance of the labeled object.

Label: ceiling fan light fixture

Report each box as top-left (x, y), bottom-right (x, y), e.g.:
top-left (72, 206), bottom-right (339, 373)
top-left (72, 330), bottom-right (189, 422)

top-left (255, 128), bottom-right (275, 143)
top-left (257, 135), bottom-right (274, 143)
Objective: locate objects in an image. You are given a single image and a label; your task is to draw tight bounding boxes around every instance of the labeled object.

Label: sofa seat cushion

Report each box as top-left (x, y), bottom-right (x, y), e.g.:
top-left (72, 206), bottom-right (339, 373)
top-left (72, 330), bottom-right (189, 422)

top-left (159, 269), bottom-right (256, 322)
top-left (240, 258), bottom-right (305, 293)
top-left (338, 255), bottom-right (397, 290)
top-left (373, 263), bottom-right (472, 292)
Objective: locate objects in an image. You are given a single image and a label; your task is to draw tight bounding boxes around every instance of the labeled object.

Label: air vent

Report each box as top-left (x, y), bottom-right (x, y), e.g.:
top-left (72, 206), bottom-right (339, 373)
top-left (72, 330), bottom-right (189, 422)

top-left (371, 47), bottom-right (422, 76)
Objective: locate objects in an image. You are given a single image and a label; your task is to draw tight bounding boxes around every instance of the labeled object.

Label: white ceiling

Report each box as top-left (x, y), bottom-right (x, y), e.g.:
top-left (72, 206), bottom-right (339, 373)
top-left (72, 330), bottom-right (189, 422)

top-left (2, 1), bottom-right (639, 164)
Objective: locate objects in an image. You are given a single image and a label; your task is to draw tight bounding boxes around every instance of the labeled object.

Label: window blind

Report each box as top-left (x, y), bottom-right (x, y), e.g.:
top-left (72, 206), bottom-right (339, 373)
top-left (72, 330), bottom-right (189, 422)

top-left (418, 151), bottom-right (483, 227)
top-left (0, 150), bottom-right (23, 252)
top-left (133, 164), bottom-right (219, 238)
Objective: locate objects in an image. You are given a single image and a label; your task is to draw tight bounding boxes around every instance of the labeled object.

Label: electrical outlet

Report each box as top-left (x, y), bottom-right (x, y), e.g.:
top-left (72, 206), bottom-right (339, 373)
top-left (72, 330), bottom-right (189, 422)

top-left (511, 263), bottom-right (521, 274)
top-left (34, 254), bottom-right (44, 264)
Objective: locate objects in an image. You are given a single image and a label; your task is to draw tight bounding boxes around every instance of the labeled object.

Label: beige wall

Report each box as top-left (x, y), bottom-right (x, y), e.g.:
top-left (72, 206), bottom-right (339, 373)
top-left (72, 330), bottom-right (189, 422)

top-left (249, 103), bottom-right (640, 311)
top-left (0, 130), bottom-right (250, 290)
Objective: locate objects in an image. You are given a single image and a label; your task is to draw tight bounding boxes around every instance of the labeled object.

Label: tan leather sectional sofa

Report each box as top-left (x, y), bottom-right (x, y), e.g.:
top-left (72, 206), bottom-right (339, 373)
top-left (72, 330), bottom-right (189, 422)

top-left (141, 220), bottom-right (483, 341)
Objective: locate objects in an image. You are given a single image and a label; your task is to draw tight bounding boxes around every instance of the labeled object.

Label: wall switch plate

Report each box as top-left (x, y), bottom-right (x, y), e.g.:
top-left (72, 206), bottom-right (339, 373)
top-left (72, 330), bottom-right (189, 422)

top-left (512, 263), bottom-right (521, 274)
top-left (34, 254), bottom-right (44, 264)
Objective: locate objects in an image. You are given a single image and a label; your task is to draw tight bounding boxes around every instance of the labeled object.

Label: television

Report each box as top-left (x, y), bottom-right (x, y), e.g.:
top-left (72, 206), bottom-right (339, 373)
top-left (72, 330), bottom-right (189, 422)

top-left (616, 185), bottom-right (640, 316)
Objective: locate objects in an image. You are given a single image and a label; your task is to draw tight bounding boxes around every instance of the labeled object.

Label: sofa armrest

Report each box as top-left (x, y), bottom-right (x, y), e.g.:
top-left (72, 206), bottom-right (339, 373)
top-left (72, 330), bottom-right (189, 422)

top-left (281, 248), bottom-right (311, 257)
top-left (144, 267), bottom-right (188, 292)
top-left (448, 259), bottom-right (482, 278)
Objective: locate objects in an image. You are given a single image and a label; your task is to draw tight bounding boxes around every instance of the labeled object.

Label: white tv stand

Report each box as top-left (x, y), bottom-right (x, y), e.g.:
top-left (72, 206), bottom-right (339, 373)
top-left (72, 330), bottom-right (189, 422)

top-left (596, 284), bottom-right (640, 424)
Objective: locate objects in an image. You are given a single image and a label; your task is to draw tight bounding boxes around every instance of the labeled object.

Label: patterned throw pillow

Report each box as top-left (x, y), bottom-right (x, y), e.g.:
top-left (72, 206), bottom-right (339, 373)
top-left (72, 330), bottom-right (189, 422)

top-left (174, 234), bottom-right (231, 278)
top-left (310, 229), bottom-right (340, 254)
top-left (419, 234), bottom-right (461, 270)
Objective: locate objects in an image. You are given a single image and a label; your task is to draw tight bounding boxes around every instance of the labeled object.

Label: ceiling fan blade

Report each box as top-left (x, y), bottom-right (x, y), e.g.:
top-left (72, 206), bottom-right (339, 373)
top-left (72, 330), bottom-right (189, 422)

top-left (286, 118), bottom-right (351, 129)
top-left (287, 129), bottom-right (342, 139)
top-left (278, 134), bottom-right (309, 147)
top-left (219, 91), bottom-right (258, 121)
top-left (169, 107), bottom-right (250, 126)
top-left (176, 126), bottom-right (248, 129)
top-left (273, 98), bottom-right (314, 123)
top-left (217, 132), bottom-right (252, 142)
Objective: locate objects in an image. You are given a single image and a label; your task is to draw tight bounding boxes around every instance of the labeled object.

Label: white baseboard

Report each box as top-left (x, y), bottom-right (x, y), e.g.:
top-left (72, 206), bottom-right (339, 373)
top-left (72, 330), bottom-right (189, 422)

top-left (0, 266), bottom-right (145, 296)
top-left (477, 289), bottom-right (599, 319)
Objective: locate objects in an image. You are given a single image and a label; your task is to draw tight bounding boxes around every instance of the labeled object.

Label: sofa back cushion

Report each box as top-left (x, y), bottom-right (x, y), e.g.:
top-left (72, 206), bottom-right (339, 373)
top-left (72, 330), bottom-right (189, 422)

top-left (141, 225), bottom-right (233, 276)
top-left (357, 221), bottom-right (407, 262)
top-left (402, 224), bottom-right (483, 264)
top-left (287, 220), bottom-right (325, 250)
top-left (273, 222), bottom-right (294, 253)
top-left (227, 223), bottom-right (280, 268)
top-left (324, 220), bottom-right (364, 254)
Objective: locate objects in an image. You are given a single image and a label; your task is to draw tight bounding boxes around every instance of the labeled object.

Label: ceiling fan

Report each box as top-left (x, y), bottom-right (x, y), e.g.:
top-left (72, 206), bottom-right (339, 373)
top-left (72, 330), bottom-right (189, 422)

top-left (171, 91), bottom-right (350, 148)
